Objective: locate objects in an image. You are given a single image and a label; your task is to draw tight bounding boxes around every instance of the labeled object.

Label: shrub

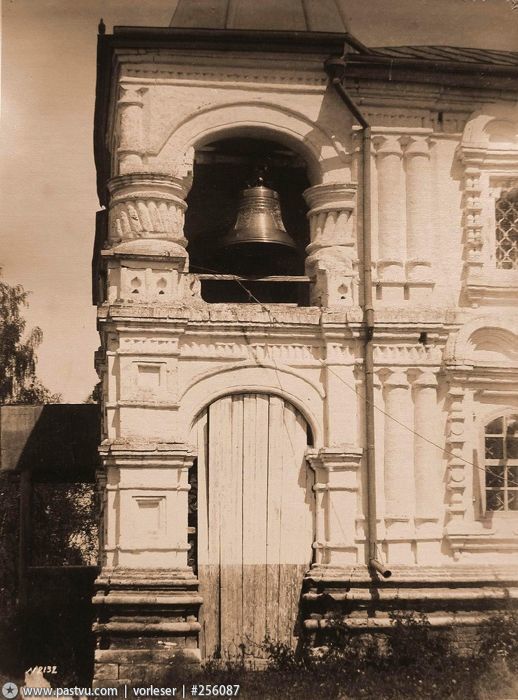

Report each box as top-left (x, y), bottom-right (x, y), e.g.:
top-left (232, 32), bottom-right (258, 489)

top-left (476, 607), bottom-right (518, 665)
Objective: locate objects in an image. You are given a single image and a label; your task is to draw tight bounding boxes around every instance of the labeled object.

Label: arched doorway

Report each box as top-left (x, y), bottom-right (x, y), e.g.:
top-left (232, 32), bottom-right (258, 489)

top-left (191, 392), bottom-right (314, 659)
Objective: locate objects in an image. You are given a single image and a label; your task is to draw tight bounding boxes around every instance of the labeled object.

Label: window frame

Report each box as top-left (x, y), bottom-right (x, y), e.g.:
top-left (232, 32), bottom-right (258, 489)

top-left (480, 410), bottom-right (518, 517)
top-left (493, 184), bottom-right (518, 271)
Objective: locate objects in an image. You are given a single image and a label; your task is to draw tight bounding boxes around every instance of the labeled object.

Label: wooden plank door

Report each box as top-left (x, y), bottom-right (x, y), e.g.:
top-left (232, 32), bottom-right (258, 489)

top-left (193, 393), bottom-right (313, 660)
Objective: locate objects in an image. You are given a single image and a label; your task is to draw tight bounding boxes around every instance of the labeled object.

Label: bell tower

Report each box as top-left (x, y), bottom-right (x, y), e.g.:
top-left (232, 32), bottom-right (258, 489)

top-left (92, 5), bottom-right (364, 682)
top-left (92, 1), bottom-right (518, 686)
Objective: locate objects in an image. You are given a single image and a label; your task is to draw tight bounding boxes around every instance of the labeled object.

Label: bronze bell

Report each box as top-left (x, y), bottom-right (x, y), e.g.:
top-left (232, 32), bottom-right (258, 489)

top-left (219, 182), bottom-right (296, 252)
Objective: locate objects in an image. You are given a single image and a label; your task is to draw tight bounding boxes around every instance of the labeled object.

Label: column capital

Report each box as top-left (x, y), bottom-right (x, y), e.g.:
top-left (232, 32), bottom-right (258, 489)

top-left (108, 173), bottom-right (190, 202)
top-left (372, 134), bottom-right (404, 157)
top-left (382, 369), bottom-right (409, 388)
top-left (306, 445), bottom-right (363, 471)
top-left (402, 135), bottom-right (431, 158)
top-left (99, 439), bottom-right (196, 469)
top-left (118, 83), bottom-right (148, 107)
top-left (303, 182), bottom-right (356, 215)
top-left (413, 370), bottom-right (438, 388)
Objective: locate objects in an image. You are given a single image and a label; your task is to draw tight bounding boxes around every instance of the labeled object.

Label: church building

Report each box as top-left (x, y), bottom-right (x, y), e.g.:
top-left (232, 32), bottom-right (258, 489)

top-left (91, 0), bottom-right (518, 684)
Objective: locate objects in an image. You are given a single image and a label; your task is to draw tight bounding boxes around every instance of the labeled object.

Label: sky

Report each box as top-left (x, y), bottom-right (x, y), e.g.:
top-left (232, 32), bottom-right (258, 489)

top-left (1, 0), bottom-right (517, 402)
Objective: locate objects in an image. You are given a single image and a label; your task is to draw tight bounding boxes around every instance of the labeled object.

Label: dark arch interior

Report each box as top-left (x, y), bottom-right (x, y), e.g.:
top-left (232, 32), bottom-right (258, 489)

top-left (184, 137), bottom-right (311, 303)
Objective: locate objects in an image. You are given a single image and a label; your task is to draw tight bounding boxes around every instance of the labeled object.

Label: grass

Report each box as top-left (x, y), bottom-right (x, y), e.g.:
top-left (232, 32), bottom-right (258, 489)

top-left (149, 609), bottom-right (518, 700)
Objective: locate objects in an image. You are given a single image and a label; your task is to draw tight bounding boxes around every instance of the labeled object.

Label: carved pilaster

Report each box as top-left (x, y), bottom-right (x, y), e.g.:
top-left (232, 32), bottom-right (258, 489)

top-left (445, 385), bottom-right (469, 550)
top-left (117, 84), bottom-right (147, 173)
top-left (373, 135), bottom-right (405, 289)
top-left (403, 136), bottom-right (434, 292)
top-left (381, 369), bottom-right (414, 563)
top-left (303, 183), bottom-right (357, 307)
top-left (412, 371), bottom-right (441, 522)
top-left (99, 441), bottom-right (196, 568)
top-left (306, 446), bottom-right (363, 566)
top-left (382, 370), bottom-right (413, 522)
top-left (463, 166), bottom-right (484, 276)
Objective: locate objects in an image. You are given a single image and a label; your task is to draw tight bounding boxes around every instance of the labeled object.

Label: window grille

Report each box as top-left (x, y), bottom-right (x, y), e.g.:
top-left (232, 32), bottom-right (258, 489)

top-left (495, 188), bottom-right (518, 269)
top-left (485, 414), bottom-right (518, 511)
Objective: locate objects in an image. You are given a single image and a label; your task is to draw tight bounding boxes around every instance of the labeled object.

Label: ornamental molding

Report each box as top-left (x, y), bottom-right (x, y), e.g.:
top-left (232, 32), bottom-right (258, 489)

top-left (306, 445), bottom-right (363, 471)
top-left (107, 174), bottom-right (188, 247)
top-left (444, 314), bottom-right (518, 365)
top-left (373, 344), bottom-right (442, 365)
top-left (444, 383), bottom-right (469, 544)
top-left (179, 340), bottom-right (322, 364)
top-left (116, 336), bottom-right (181, 355)
top-left (121, 64), bottom-right (327, 90)
top-left (99, 438), bottom-right (196, 462)
top-left (445, 532), bottom-right (518, 561)
top-left (178, 359), bottom-right (326, 402)
top-left (149, 100), bottom-right (351, 185)
top-left (458, 102), bottom-right (518, 301)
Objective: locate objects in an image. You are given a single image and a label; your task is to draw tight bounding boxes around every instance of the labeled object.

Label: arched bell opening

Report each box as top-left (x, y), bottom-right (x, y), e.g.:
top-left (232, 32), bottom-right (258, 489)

top-left (184, 136), bottom-right (311, 304)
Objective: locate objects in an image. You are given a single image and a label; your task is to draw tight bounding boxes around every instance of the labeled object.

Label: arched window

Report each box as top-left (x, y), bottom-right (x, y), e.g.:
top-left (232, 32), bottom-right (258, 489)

top-left (495, 187), bottom-right (518, 270)
top-left (485, 414), bottom-right (518, 511)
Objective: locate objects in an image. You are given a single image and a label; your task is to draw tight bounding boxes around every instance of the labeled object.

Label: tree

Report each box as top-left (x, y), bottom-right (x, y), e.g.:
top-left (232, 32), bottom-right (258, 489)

top-left (0, 278), bottom-right (60, 404)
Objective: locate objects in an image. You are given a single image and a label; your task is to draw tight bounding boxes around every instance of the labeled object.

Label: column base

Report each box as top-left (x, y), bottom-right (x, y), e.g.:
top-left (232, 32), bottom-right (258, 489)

top-left (93, 568), bottom-right (201, 685)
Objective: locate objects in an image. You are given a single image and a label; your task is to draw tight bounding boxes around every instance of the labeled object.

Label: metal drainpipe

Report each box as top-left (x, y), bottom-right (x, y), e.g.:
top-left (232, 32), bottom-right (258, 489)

top-left (324, 56), bottom-right (391, 579)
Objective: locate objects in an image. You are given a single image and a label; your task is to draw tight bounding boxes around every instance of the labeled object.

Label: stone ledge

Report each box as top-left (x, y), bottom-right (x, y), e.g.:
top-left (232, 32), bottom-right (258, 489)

top-left (303, 586), bottom-right (518, 602)
top-left (95, 567), bottom-right (198, 585)
top-left (95, 648), bottom-right (201, 663)
top-left (304, 564), bottom-right (518, 584)
top-left (94, 621), bottom-right (201, 634)
top-left (304, 613), bottom-right (489, 629)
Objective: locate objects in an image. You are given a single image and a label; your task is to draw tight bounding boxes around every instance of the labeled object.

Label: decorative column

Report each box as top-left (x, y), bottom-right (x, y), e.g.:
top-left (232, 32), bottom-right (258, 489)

top-left (306, 447), bottom-right (363, 567)
top-left (117, 83), bottom-right (147, 173)
top-left (404, 136), bottom-right (434, 297)
top-left (412, 370), bottom-right (442, 562)
top-left (102, 174), bottom-right (197, 303)
top-left (304, 183), bottom-right (357, 307)
top-left (413, 371), bottom-right (441, 520)
top-left (382, 369), bottom-right (414, 563)
top-left (374, 135), bottom-right (406, 299)
top-left (108, 174), bottom-right (189, 251)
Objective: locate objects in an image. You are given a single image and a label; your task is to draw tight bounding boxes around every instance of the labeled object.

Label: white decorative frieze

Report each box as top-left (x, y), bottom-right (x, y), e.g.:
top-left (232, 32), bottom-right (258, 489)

top-left (121, 59), bottom-right (328, 89)
top-left (374, 344), bottom-right (442, 366)
top-left (105, 261), bottom-right (201, 303)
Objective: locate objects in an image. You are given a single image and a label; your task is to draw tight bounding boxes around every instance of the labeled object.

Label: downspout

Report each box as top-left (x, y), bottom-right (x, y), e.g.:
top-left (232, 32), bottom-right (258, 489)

top-left (324, 56), bottom-right (391, 579)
